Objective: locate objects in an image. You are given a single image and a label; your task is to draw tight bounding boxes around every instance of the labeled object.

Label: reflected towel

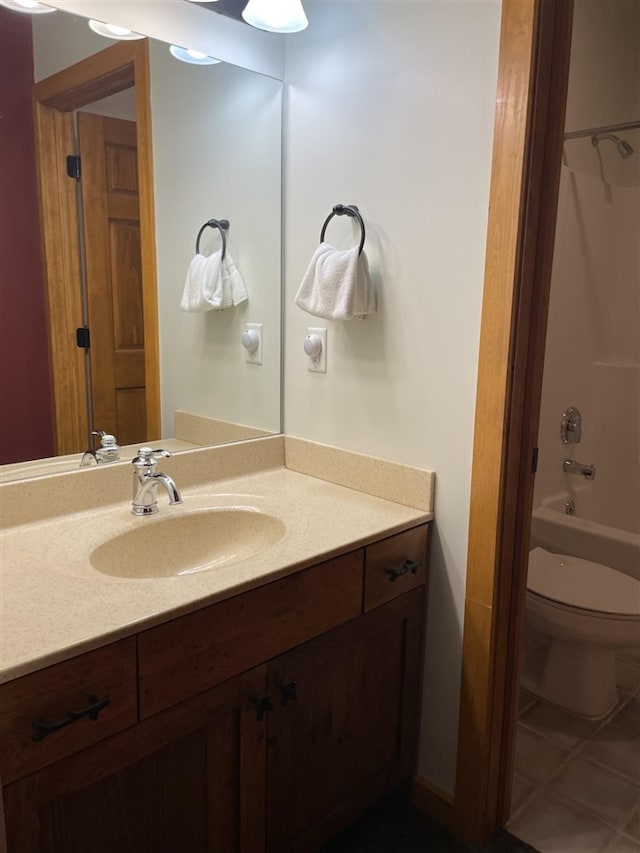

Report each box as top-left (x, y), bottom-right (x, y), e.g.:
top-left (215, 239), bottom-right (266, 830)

top-left (180, 251), bottom-right (248, 312)
top-left (295, 242), bottom-right (376, 320)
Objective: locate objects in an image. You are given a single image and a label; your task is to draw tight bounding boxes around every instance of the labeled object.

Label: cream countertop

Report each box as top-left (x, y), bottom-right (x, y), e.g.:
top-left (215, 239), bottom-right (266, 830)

top-left (0, 466), bottom-right (432, 685)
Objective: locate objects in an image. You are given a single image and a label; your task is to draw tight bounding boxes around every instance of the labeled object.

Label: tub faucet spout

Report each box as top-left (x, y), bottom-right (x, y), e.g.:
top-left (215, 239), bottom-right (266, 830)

top-left (563, 458), bottom-right (596, 481)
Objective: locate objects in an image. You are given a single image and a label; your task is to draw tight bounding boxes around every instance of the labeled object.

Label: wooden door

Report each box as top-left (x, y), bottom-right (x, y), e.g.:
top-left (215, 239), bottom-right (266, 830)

top-left (3, 667), bottom-right (267, 853)
top-left (77, 111), bottom-right (146, 446)
top-left (266, 590), bottom-right (424, 852)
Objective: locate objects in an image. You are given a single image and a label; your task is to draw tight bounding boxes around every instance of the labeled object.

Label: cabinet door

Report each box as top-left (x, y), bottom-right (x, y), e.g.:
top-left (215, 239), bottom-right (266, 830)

top-left (266, 589), bottom-right (424, 852)
top-left (3, 666), bottom-right (267, 853)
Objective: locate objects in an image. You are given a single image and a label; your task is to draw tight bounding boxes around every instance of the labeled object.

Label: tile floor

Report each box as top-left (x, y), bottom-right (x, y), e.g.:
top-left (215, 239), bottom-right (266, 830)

top-left (508, 651), bottom-right (640, 853)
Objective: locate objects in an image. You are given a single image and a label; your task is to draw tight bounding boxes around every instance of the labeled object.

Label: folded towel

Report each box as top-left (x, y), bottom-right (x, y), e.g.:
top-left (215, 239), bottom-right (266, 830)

top-left (295, 242), bottom-right (376, 320)
top-left (219, 252), bottom-right (248, 309)
top-left (180, 250), bottom-right (248, 312)
top-left (180, 252), bottom-right (222, 312)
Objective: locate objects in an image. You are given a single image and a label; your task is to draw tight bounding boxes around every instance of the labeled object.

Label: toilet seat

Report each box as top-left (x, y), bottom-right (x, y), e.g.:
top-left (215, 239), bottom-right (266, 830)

top-left (527, 547), bottom-right (640, 618)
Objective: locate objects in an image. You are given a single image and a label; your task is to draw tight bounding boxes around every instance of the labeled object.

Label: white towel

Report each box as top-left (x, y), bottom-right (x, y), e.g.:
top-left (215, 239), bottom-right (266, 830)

top-left (180, 251), bottom-right (248, 312)
top-left (295, 242), bottom-right (376, 320)
top-left (180, 252), bottom-right (222, 312)
top-left (219, 252), bottom-right (249, 309)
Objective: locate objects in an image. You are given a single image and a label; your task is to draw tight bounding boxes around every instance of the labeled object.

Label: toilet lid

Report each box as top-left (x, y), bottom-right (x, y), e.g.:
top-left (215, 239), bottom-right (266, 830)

top-left (528, 547), bottom-right (640, 616)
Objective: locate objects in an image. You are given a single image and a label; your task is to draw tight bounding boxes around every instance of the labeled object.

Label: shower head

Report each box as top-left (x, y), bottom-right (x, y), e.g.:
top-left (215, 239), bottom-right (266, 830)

top-left (591, 132), bottom-right (635, 159)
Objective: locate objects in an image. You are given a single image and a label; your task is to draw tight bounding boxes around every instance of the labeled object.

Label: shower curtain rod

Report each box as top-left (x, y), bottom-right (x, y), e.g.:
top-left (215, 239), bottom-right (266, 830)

top-left (564, 120), bottom-right (640, 140)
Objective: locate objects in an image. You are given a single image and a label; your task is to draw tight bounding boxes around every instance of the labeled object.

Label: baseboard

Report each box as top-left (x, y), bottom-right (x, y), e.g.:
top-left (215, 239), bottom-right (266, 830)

top-left (409, 775), bottom-right (455, 831)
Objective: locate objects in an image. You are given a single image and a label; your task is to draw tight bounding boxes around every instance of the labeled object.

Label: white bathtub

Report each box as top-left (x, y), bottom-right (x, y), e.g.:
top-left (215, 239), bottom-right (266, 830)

top-left (531, 491), bottom-right (640, 581)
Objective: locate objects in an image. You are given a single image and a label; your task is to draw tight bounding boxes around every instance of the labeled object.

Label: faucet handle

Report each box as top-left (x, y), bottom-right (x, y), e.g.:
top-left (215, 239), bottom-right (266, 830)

top-left (133, 447), bottom-right (171, 470)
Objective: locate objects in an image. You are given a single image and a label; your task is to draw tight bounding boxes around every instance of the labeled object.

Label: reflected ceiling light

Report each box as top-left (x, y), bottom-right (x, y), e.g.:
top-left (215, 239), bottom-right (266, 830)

top-left (0, 0), bottom-right (55, 13)
top-left (88, 19), bottom-right (144, 40)
top-left (169, 45), bottom-right (221, 65)
top-left (242, 0), bottom-right (308, 33)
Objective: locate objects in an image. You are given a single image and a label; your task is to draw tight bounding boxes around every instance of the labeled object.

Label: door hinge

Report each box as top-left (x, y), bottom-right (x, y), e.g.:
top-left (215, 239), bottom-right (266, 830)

top-left (76, 326), bottom-right (90, 349)
top-left (66, 155), bottom-right (81, 180)
top-left (531, 447), bottom-right (539, 474)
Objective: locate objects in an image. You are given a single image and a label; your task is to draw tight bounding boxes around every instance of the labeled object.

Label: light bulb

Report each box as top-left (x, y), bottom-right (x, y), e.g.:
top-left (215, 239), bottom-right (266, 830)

top-left (88, 19), bottom-right (144, 40)
top-left (0, 0), bottom-right (55, 13)
top-left (105, 23), bottom-right (132, 37)
top-left (242, 0), bottom-right (308, 33)
top-left (169, 45), bottom-right (221, 66)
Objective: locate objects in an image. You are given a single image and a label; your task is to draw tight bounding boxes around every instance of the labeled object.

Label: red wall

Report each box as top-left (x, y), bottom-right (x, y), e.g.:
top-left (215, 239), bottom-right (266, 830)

top-left (0, 8), bottom-right (55, 463)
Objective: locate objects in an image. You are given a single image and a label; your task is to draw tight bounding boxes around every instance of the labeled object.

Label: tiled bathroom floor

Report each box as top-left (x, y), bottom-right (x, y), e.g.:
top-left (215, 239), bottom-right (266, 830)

top-left (508, 650), bottom-right (640, 853)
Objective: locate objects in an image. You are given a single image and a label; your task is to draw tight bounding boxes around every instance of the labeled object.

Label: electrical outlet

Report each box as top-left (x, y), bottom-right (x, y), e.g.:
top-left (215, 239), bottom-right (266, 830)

top-left (242, 323), bottom-right (263, 365)
top-left (304, 327), bottom-right (327, 373)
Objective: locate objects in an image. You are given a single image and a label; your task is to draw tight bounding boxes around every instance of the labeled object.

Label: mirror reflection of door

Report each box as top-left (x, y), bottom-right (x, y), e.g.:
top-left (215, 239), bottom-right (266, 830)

top-left (30, 39), bottom-right (161, 458)
top-left (77, 111), bottom-right (147, 446)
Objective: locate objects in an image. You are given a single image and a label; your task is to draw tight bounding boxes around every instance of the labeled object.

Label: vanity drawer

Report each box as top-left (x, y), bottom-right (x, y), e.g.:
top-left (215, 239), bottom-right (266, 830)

top-left (363, 524), bottom-right (429, 612)
top-left (0, 638), bottom-right (137, 784)
top-left (138, 550), bottom-right (364, 718)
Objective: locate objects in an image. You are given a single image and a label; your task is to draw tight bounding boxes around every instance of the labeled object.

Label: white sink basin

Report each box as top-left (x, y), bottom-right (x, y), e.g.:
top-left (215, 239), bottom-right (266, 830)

top-left (90, 507), bottom-right (286, 578)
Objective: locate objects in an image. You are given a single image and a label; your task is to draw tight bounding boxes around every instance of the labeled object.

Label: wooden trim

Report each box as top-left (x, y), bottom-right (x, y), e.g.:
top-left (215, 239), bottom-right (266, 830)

top-left (32, 40), bottom-right (136, 109)
top-left (33, 103), bottom-right (88, 455)
top-left (32, 39), bottom-right (160, 454)
top-left (133, 40), bottom-right (162, 441)
top-left (410, 775), bottom-right (454, 831)
top-left (454, 0), bottom-right (574, 844)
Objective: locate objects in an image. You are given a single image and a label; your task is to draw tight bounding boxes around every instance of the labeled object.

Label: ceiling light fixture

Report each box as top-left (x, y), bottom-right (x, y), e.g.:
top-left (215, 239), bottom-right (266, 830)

top-left (0, 0), bottom-right (55, 14)
top-left (88, 19), bottom-right (144, 40)
top-left (242, 0), bottom-right (308, 34)
top-left (169, 45), bottom-right (221, 65)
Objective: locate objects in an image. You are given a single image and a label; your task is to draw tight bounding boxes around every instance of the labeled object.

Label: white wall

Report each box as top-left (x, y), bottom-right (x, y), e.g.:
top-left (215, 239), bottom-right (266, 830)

top-left (150, 43), bottom-right (282, 436)
top-left (33, 10), bottom-right (124, 78)
top-left (284, 0), bottom-right (501, 793)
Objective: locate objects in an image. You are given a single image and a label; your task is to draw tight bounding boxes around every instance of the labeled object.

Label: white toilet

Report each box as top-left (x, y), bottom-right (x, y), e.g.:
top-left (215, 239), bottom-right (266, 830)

top-left (523, 547), bottom-right (640, 718)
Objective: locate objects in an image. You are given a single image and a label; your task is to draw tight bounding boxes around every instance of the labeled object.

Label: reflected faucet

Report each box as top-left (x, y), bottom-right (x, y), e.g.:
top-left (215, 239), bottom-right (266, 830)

top-left (80, 430), bottom-right (121, 467)
top-left (563, 458), bottom-right (596, 481)
top-left (131, 447), bottom-right (182, 516)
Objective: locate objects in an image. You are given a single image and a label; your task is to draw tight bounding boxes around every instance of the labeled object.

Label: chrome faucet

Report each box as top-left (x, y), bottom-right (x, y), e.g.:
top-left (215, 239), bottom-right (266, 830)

top-left (131, 447), bottom-right (182, 516)
top-left (563, 458), bottom-right (596, 481)
top-left (80, 430), bottom-right (121, 467)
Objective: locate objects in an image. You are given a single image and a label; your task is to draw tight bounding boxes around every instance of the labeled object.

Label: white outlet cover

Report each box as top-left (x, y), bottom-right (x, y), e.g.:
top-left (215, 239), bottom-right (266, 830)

top-left (244, 323), bottom-right (263, 364)
top-left (306, 327), bottom-right (326, 373)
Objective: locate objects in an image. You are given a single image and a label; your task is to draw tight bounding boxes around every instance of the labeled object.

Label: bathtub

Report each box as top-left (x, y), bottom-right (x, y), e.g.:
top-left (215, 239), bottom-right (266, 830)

top-left (530, 491), bottom-right (640, 581)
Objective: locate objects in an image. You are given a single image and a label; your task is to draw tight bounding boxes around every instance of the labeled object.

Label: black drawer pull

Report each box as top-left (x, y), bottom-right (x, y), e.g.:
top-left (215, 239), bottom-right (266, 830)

top-left (32, 695), bottom-right (111, 742)
top-left (252, 695), bottom-right (274, 722)
top-left (384, 559), bottom-right (421, 582)
top-left (279, 681), bottom-right (298, 706)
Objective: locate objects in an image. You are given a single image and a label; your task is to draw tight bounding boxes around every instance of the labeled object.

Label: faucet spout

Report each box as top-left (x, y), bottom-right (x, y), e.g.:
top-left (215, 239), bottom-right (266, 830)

top-left (131, 447), bottom-right (183, 516)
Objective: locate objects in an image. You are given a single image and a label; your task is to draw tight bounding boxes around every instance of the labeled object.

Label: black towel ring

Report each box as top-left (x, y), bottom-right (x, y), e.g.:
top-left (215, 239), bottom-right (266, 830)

top-left (320, 204), bottom-right (366, 255)
top-left (195, 218), bottom-right (230, 259)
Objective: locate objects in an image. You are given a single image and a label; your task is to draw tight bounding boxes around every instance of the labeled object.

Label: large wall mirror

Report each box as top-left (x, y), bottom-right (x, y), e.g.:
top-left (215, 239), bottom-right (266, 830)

top-left (0, 6), bottom-right (282, 481)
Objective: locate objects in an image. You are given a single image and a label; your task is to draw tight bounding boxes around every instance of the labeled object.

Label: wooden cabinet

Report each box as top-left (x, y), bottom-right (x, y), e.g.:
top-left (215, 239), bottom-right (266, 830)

top-left (266, 589), bottom-right (423, 852)
top-left (2, 523), bottom-right (429, 853)
top-left (3, 667), bottom-right (267, 853)
top-left (0, 639), bottom-right (137, 785)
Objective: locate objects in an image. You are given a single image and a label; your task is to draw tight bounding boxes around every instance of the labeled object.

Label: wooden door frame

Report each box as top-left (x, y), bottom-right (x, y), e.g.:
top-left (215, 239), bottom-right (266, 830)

top-left (453, 0), bottom-right (574, 844)
top-left (32, 39), bottom-right (160, 455)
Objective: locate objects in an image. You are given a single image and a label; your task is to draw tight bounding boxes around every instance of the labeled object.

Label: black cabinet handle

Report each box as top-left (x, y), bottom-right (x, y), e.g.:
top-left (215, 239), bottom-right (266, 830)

top-left (252, 695), bottom-right (273, 722)
top-left (32, 695), bottom-right (110, 742)
top-left (384, 558), bottom-right (421, 582)
top-left (278, 681), bottom-right (298, 706)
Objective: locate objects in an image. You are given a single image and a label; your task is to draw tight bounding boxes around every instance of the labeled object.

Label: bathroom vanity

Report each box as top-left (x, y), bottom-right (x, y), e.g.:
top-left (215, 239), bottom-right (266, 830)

top-left (0, 440), bottom-right (433, 852)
